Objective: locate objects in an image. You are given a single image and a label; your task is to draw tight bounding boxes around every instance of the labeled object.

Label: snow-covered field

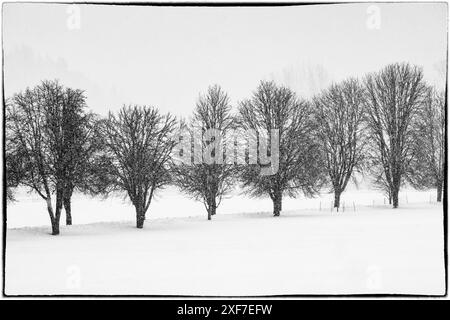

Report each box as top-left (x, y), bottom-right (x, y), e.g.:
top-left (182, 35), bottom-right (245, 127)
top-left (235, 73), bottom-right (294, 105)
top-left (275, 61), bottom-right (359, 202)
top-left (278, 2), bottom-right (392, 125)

top-left (5, 188), bottom-right (445, 296)
top-left (6, 185), bottom-right (441, 227)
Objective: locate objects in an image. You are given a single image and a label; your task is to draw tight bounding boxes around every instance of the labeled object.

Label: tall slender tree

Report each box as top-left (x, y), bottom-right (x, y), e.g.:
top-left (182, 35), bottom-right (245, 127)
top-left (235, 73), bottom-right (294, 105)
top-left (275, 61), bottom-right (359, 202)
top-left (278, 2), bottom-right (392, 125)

top-left (408, 87), bottom-right (445, 202)
top-left (59, 93), bottom-right (100, 225)
top-left (313, 78), bottom-right (366, 209)
top-left (171, 85), bottom-right (236, 220)
top-left (364, 63), bottom-right (427, 208)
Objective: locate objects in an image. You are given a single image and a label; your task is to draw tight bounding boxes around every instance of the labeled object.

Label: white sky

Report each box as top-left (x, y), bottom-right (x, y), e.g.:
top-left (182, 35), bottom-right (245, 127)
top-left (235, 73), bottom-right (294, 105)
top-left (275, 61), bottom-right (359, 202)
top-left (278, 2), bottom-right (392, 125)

top-left (2, 3), bottom-right (447, 117)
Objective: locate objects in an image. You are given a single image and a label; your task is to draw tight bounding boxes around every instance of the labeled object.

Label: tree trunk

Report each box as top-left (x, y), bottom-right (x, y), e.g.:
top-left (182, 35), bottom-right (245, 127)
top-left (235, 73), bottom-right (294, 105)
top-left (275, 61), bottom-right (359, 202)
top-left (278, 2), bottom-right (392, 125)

top-left (135, 205), bottom-right (145, 229)
top-left (51, 217), bottom-right (59, 235)
top-left (334, 189), bottom-right (341, 209)
top-left (392, 187), bottom-right (399, 209)
top-left (273, 192), bottom-right (282, 216)
top-left (206, 199), bottom-right (216, 221)
top-left (437, 180), bottom-right (443, 202)
top-left (64, 196), bottom-right (72, 225)
top-left (52, 191), bottom-right (63, 235)
top-left (210, 196), bottom-right (216, 216)
top-left (63, 185), bottom-right (74, 225)
top-left (46, 198), bottom-right (59, 235)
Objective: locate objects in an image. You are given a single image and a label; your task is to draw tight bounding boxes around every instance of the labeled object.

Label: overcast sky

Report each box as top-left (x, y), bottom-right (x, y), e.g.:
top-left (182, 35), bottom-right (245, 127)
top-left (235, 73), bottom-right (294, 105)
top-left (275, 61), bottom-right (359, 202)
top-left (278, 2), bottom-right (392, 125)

top-left (3, 3), bottom-right (447, 117)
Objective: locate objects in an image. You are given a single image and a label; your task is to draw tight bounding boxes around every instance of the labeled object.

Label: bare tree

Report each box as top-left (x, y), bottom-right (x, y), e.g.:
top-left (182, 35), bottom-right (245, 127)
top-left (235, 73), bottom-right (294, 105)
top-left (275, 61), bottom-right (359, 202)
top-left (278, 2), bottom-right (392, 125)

top-left (7, 80), bottom-right (92, 234)
top-left (364, 63), bottom-right (427, 208)
top-left (61, 110), bottom-right (101, 225)
top-left (313, 78), bottom-right (366, 209)
top-left (408, 87), bottom-right (445, 201)
top-left (5, 152), bottom-right (22, 202)
top-left (237, 80), bottom-right (324, 216)
top-left (171, 85), bottom-right (236, 220)
top-left (5, 99), bottom-right (25, 202)
top-left (98, 105), bottom-right (176, 228)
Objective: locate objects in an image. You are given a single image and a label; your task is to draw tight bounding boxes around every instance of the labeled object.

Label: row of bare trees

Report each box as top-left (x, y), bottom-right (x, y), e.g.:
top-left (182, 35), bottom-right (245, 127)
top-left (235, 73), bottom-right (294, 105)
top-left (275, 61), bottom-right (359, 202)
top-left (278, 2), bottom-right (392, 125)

top-left (314, 64), bottom-right (445, 210)
top-left (5, 62), bottom-right (446, 235)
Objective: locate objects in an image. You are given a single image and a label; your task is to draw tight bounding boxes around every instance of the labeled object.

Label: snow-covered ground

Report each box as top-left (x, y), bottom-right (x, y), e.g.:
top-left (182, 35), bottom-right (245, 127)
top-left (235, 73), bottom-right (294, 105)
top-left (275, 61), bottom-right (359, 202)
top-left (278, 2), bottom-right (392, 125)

top-left (6, 185), bottom-right (440, 228)
top-left (5, 189), bottom-right (445, 296)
